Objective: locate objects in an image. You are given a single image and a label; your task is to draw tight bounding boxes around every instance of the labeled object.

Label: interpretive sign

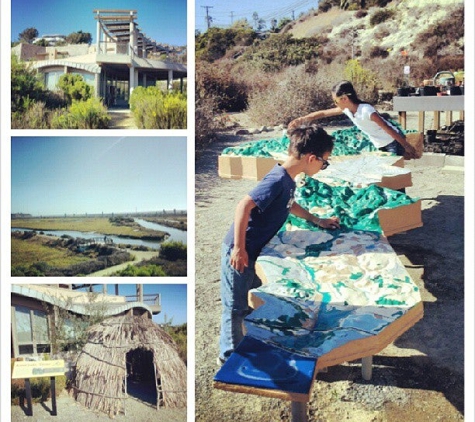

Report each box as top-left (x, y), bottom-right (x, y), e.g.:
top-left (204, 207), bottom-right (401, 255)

top-left (12, 360), bottom-right (65, 417)
top-left (12, 360), bottom-right (65, 379)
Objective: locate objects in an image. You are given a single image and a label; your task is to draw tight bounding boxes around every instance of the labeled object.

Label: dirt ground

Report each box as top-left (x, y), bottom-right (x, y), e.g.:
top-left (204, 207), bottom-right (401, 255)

top-left (195, 112), bottom-right (467, 421)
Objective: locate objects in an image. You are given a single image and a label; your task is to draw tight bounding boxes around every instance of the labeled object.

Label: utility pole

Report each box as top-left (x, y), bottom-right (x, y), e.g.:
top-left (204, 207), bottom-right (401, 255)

top-left (202, 6), bottom-right (213, 30)
top-left (230, 11), bottom-right (234, 25)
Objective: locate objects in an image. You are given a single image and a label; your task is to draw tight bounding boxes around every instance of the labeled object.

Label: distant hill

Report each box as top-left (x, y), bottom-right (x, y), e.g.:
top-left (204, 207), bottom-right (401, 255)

top-left (284, 0), bottom-right (464, 63)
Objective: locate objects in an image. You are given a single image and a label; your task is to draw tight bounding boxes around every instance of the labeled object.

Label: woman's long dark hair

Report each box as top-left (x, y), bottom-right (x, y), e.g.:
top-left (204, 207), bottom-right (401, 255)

top-left (332, 80), bottom-right (367, 105)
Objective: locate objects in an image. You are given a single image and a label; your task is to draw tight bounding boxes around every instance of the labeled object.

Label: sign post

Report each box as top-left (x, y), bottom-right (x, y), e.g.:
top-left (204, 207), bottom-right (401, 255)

top-left (12, 360), bottom-right (65, 417)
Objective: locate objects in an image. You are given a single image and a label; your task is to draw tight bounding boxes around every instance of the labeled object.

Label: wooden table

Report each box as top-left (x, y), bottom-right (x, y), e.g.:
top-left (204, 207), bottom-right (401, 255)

top-left (393, 95), bottom-right (464, 133)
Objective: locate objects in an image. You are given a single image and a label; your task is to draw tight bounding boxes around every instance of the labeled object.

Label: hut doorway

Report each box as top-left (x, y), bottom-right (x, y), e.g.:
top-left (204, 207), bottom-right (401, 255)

top-left (126, 348), bottom-right (160, 406)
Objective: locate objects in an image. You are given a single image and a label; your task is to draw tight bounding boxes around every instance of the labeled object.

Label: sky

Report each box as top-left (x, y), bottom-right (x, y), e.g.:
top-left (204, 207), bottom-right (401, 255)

top-left (11, 0), bottom-right (187, 46)
top-left (76, 284), bottom-right (187, 325)
top-left (11, 137), bottom-right (187, 216)
top-left (195, 0), bottom-right (318, 33)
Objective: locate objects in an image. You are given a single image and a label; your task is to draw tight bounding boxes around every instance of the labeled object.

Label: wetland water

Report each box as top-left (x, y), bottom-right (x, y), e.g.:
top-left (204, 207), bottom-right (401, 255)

top-left (12, 219), bottom-right (187, 250)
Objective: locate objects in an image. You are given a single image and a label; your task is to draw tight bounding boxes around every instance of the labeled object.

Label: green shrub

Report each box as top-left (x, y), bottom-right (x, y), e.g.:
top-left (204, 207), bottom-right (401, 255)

top-left (163, 324), bottom-right (187, 365)
top-left (130, 86), bottom-right (187, 129)
top-left (160, 241), bottom-right (187, 261)
top-left (51, 98), bottom-right (110, 129)
top-left (240, 33), bottom-right (322, 72)
top-left (113, 264), bottom-right (167, 276)
top-left (369, 9), bottom-right (395, 26)
top-left (343, 59), bottom-right (380, 104)
top-left (11, 54), bottom-right (46, 113)
top-left (57, 74), bottom-right (92, 104)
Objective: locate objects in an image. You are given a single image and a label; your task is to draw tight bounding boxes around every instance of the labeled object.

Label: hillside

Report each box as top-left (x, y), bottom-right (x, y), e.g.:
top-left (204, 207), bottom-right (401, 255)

top-left (286, 0), bottom-right (464, 61)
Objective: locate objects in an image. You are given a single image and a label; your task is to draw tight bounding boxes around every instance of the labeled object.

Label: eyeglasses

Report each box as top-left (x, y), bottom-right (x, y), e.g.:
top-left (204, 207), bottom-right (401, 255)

top-left (317, 157), bottom-right (330, 170)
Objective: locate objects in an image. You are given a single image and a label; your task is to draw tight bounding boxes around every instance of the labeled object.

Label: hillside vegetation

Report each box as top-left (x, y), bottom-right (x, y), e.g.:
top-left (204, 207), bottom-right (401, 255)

top-left (195, 0), bottom-right (464, 149)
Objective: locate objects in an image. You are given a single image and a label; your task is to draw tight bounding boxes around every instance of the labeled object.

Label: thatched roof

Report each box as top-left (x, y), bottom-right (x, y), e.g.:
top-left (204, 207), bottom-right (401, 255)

top-left (74, 315), bottom-right (186, 417)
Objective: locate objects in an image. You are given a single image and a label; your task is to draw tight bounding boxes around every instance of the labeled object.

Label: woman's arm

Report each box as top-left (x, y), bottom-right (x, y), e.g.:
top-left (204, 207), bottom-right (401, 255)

top-left (288, 107), bottom-right (343, 130)
top-left (370, 112), bottom-right (417, 158)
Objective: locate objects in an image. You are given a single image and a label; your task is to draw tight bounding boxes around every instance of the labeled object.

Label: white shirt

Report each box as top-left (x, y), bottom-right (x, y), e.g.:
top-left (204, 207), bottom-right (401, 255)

top-left (342, 103), bottom-right (399, 148)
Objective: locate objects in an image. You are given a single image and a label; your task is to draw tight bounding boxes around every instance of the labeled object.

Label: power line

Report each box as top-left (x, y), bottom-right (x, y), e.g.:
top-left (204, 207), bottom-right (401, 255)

top-left (201, 6), bottom-right (214, 30)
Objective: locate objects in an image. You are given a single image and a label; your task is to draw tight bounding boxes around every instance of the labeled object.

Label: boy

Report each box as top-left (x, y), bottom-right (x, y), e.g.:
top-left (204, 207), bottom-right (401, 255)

top-left (218, 125), bottom-right (340, 365)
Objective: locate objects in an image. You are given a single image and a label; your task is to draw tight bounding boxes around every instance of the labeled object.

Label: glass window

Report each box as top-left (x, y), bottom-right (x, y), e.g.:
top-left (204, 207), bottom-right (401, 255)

top-left (33, 310), bottom-right (50, 343)
top-left (15, 306), bottom-right (33, 343)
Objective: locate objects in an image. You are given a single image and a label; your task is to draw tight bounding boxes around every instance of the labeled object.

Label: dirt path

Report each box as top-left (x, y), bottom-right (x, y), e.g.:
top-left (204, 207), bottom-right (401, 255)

top-left (86, 250), bottom-right (158, 277)
top-left (195, 117), bottom-right (465, 421)
top-left (108, 109), bottom-right (137, 129)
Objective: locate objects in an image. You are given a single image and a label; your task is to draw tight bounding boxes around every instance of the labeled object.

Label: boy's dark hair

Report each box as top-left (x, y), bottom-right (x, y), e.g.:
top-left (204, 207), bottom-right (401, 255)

top-left (287, 125), bottom-right (334, 159)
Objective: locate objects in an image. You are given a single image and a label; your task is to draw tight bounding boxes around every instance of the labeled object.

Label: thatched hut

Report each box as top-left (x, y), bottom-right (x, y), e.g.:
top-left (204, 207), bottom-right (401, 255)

top-left (74, 314), bottom-right (186, 417)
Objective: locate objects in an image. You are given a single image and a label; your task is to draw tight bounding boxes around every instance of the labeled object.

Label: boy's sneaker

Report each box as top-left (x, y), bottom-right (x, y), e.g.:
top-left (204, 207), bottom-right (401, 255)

top-left (216, 357), bottom-right (226, 367)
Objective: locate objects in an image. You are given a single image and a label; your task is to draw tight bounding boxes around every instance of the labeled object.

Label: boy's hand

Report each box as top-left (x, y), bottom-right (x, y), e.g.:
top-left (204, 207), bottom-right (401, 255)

top-left (317, 217), bottom-right (340, 230)
top-left (230, 247), bottom-right (249, 273)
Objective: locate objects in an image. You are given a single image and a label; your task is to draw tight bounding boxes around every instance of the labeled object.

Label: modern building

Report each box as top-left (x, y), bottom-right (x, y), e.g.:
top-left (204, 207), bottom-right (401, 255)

top-left (12, 9), bottom-right (187, 107)
top-left (11, 283), bottom-right (161, 358)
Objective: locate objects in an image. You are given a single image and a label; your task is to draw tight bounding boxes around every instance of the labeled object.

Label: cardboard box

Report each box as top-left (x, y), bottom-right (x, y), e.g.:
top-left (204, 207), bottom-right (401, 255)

top-left (404, 132), bottom-right (424, 160)
top-left (379, 200), bottom-right (423, 236)
top-left (218, 155), bottom-right (282, 181)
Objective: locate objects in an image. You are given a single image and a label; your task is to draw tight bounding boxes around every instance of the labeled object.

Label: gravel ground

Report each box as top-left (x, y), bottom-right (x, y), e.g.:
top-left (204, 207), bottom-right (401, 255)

top-left (11, 391), bottom-right (187, 421)
top-left (195, 112), bottom-right (466, 422)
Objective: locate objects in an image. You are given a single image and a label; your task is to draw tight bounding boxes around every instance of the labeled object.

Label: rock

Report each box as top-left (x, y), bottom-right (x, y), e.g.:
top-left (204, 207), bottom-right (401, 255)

top-left (234, 129), bottom-right (249, 135)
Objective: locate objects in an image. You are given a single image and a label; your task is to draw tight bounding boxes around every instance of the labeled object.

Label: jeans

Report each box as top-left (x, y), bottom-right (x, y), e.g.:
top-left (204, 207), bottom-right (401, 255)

top-left (219, 243), bottom-right (262, 361)
top-left (380, 139), bottom-right (405, 156)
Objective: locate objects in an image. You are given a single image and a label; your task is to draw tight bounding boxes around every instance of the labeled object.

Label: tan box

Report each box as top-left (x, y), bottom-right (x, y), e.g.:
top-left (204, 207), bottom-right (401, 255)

top-left (378, 200), bottom-right (423, 236)
top-left (404, 132), bottom-right (424, 159)
top-left (377, 172), bottom-right (413, 191)
top-left (218, 155), bottom-right (282, 181)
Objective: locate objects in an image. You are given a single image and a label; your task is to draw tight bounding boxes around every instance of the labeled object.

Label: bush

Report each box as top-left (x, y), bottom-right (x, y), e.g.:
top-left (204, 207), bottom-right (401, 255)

top-left (369, 46), bottom-right (389, 59)
top-left (240, 33), bottom-right (322, 72)
top-left (130, 86), bottom-right (187, 129)
top-left (159, 241), bottom-right (187, 261)
top-left (113, 264), bottom-right (167, 276)
top-left (11, 54), bottom-right (45, 113)
top-left (343, 59), bottom-right (380, 104)
top-left (195, 97), bottom-right (220, 151)
top-left (195, 62), bottom-right (248, 112)
top-left (12, 102), bottom-right (49, 129)
top-left (57, 74), bottom-right (92, 104)
top-left (369, 9), bottom-right (395, 26)
top-left (50, 98), bottom-right (110, 129)
top-left (246, 65), bottom-right (334, 126)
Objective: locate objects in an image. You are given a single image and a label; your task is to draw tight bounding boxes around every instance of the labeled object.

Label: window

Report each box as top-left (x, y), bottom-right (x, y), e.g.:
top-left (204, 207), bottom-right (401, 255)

top-left (13, 305), bottom-right (51, 356)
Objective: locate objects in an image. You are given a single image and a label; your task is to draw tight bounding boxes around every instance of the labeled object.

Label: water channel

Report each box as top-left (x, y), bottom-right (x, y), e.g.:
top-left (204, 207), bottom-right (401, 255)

top-left (12, 218), bottom-right (187, 251)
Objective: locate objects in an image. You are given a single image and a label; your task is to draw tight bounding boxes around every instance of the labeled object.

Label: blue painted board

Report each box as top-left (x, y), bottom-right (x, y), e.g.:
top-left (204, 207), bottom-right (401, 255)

top-left (214, 336), bottom-right (317, 395)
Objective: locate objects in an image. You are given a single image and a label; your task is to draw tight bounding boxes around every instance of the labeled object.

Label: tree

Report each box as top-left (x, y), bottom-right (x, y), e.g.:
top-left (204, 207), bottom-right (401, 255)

top-left (57, 73), bottom-right (92, 103)
top-left (19, 27), bottom-right (38, 44)
top-left (65, 31), bottom-right (92, 45)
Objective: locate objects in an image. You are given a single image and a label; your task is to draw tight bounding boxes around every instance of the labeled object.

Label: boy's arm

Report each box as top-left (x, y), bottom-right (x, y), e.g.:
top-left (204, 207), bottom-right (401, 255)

top-left (290, 202), bottom-right (340, 229)
top-left (288, 107), bottom-right (342, 130)
top-left (231, 195), bottom-right (257, 273)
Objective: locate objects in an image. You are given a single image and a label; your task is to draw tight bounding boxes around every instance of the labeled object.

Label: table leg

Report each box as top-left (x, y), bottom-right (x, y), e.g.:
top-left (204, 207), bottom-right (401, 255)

top-left (433, 111), bottom-right (440, 130)
top-left (362, 356), bottom-right (373, 381)
top-left (399, 111), bottom-right (407, 130)
top-left (418, 111), bottom-right (425, 133)
top-left (291, 401), bottom-right (308, 422)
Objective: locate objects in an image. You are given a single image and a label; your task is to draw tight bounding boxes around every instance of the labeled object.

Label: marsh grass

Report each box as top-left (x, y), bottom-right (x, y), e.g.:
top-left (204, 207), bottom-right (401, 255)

top-left (11, 217), bottom-right (167, 239)
top-left (11, 237), bottom-right (89, 268)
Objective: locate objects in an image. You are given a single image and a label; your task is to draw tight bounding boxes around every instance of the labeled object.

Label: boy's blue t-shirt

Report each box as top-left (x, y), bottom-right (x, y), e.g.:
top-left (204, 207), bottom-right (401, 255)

top-left (224, 164), bottom-right (296, 261)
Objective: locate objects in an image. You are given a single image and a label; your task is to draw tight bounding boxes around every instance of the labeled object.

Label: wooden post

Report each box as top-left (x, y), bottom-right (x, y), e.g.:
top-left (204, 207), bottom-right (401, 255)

top-left (25, 378), bottom-right (33, 416)
top-left (433, 111), bottom-right (440, 130)
top-left (445, 111), bottom-right (453, 126)
top-left (50, 377), bottom-right (57, 416)
top-left (398, 111), bottom-right (407, 130)
top-left (418, 111), bottom-right (425, 133)
top-left (291, 401), bottom-right (308, 422)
